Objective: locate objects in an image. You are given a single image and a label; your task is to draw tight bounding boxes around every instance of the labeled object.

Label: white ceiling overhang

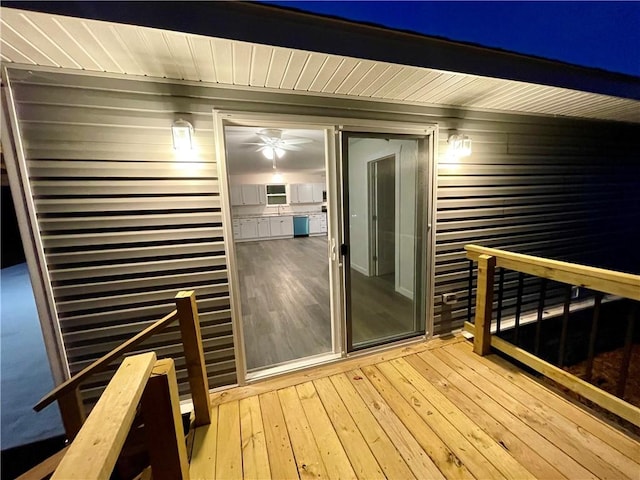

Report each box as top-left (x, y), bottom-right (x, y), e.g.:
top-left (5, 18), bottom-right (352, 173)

top-left (1, 6), bottom-right (639, 124)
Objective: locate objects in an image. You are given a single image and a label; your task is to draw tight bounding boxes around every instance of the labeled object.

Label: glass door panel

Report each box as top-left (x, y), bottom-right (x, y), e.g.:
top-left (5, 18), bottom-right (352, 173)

top-left (342, 133), bottom-right (428, 351)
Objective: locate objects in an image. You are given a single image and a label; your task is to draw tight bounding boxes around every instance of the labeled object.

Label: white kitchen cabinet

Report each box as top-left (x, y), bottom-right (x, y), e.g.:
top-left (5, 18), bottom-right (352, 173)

top-left (257, 217), bottom-right (271, 237)
top-left (241, 185), bottom-right (266, 205)
top-left (290, 183), bottom-right (324, 204)
top-left (269, 216), bottom-right (293, 237)
top-left (312, 183), bottom-right (325, 203)
top-left (289, 184), bottom-right (299, 203)
top-left (230, 186), bottom-right (243, 206)
top-left (308, 213), bottom-right (327, 235)
top-left (290, 183), bottom-right (314, 204)
top-left (239, 218), bottom-right (258, 239)
top-left (232, 219), bottom-right (242, 239)
top-left (230, 184), bottom-right (266, 205)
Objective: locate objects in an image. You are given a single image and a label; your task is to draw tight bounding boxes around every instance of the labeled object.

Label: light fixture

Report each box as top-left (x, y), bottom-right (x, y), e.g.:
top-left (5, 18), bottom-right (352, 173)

top-left (447, 134), bottom-right (472, 158)
top-left (172, 119), bottom-right (193, 151)
top-left (261, 146), bottom-right (286, 160)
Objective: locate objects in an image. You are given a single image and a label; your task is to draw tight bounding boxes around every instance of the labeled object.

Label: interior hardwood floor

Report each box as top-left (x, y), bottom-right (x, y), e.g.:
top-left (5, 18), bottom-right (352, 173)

top-left (237, 235), bottom-right (420, 370)
top-left (190, 336), bottom-right (640, 479)
top-left (350, 269), bottom-right (415, 346)
top-left (236, 236), bottom-right (332, 371)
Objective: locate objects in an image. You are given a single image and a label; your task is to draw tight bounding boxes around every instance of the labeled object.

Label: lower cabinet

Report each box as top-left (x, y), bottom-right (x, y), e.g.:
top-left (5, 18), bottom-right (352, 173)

top-left (257, 218), bottom-right (271, 237)
top-left (234, 216), bottom-right (294, 241)
top-left (239, 218), bottom-right (258, 240)
top-left (269, 216), bottom-right (293, 237)
top-left (309, 213), bottom-right (327, 235)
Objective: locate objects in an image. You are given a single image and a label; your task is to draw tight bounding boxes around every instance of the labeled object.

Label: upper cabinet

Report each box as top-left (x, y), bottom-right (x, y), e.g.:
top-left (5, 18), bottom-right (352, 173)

top-left (290, 183), bottom-right (324, 204)
top-left (312, 183), bottom-right (324, 203)
top-left (230, 184), bottom-right (266, 206)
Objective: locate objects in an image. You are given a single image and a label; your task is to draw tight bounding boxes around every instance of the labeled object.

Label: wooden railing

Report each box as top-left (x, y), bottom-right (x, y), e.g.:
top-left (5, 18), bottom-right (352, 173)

top-left (463, 244), bottom-right (640, 427)
top-left (52, 352), bottom-right (189, 479)
top-left (34, 290), bottom-right (211, 441)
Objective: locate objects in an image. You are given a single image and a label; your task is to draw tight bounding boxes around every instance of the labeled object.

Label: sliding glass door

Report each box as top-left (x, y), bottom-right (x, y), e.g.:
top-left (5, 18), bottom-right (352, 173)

top-left (341, 132), bottom-right (430, 351)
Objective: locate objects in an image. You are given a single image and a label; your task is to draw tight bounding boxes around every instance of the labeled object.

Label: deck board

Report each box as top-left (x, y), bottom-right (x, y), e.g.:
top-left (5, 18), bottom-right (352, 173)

top-left (216, 402), bottom-right (242, 480)
top-left (295, 382), bottom-right (357, 480)
top-left (450, 342), bottom-right (640, 478)
top-left (400, 354), bottom-right (569, 479)
top-left (239, 396), bottom-right (270, 480)
top-left (191, 338), bottom-right (640, 479)
top-left (313, 376), bottom-right (385, 480)
top-left (432, 346), bottom-right (631, 479)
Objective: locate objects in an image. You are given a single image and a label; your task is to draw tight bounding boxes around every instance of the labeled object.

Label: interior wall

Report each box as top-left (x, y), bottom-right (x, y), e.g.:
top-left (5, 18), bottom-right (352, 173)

top-left (229, 172), bottom-right (325, 184)
top-left (4, 66), bottom-right (639, 395)
top-left (347, 138), bottom-right (417, 298)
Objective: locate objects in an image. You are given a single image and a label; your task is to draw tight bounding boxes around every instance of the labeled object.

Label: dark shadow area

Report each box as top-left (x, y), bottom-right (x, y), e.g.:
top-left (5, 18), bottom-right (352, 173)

top-left (0, 435), bottom-right (66, 480)
top-left (1, 186), bottom-right (25, 268)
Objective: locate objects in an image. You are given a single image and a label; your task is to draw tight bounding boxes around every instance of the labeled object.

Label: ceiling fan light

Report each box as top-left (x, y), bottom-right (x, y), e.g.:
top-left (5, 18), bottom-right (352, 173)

top-left (275, 147), bottom-right (285, 158)
top-left (262, 146), bottom-right (274, 160)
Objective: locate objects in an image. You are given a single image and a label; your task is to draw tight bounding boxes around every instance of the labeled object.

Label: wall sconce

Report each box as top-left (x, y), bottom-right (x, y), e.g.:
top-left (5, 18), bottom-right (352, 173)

top-left (172, 119), bottom-right (193, 151)
top-left (448, 134), bottom-right (472, 158)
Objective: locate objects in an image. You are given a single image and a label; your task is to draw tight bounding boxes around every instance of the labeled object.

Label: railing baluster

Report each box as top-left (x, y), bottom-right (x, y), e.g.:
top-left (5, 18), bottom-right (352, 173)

top-left (496, 268), bottom-right (505, 334)
top-left (58, 387), bottom-right (86, 441)
top-left (558, 285), bottom-right (572, 367)
top-left (616, 305), bottom-right (637, 398)
top-left (534, 278), bottom-right (548, 356)
top-left (514, 272), bottom-right (525, 346)
top-left (467, 260), bottom-right (474, 324)
top-left (584, 292), bottom-right (603, 382)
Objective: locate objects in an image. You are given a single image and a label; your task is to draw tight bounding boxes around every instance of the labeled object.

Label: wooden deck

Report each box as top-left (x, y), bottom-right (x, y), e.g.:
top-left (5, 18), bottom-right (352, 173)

top-left (189, 337), bottom-right (640, 479)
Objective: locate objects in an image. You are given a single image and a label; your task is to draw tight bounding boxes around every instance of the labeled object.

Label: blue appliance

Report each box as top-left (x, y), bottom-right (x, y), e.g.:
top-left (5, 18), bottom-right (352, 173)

top-left (293, 216), bottom-right (309, 237)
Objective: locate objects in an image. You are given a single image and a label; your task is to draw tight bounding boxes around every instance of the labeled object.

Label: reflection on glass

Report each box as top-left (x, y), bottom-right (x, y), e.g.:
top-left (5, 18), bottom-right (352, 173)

top-left (346, 135), bottom-right (426, 349)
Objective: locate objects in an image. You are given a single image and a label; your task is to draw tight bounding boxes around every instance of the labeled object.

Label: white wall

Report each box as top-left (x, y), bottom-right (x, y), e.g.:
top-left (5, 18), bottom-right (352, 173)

top-left (229, 172), bottom-right (325, 184)
top-left (347, 138), bottom-right (418, 298)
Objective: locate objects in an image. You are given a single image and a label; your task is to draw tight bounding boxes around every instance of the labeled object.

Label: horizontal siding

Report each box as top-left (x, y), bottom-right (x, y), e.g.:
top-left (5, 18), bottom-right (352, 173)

top-left (434, 124), bottom-right (640, 332)
top-left (7, 68), bottom-right (640, 394)
top-left (9, 71), bottom-right (236, 406)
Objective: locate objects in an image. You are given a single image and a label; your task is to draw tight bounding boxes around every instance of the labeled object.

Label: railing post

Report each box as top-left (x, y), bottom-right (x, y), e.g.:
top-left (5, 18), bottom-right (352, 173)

top-left (175, 290), bottom-right (211, 426)
top-left (473, 254), bottom-right (496, 356)
top-left (58, 387), bottom-right (86, 441)
top-left (141, 359), bottom-right (190, 480)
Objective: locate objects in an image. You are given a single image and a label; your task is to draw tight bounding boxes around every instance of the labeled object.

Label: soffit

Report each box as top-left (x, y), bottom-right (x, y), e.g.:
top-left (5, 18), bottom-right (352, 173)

top-left (1, 7), bottom-right (638, 124)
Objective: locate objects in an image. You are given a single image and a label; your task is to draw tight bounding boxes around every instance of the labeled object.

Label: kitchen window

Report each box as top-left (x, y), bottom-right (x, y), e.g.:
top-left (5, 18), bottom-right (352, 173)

top-left (266, 184), bottom-right (287, 205)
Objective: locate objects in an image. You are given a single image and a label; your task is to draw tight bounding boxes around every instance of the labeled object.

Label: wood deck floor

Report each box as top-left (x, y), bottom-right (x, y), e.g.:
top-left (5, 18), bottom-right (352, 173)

top-left (189, 337), bottom-right (640, 479)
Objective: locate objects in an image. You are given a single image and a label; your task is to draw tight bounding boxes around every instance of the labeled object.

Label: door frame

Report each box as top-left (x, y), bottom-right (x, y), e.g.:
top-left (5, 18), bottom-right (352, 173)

top-left (338, 126), bottom-right (437, 354)
top-left (214, 109), bottom-right (437, 384)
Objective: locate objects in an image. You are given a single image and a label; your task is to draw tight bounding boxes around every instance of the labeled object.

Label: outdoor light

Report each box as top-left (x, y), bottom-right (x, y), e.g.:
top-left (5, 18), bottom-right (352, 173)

top-left (448, 134), bottom-right (472, 158)
top-left (172, 119), bottom-right (193, 151)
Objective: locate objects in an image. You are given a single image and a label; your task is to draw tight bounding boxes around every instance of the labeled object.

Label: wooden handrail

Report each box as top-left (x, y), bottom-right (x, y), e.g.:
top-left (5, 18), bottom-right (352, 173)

top-left (52, 353), bottom-right (158, 479)
top-left (35, 309), bottom-right (178, 412)
top-left (465, 244), bottom-right (640, 301)
top-left (464, 321), bottom-right (640, 428)
top-left (464, 244), bottom-right (640, 426)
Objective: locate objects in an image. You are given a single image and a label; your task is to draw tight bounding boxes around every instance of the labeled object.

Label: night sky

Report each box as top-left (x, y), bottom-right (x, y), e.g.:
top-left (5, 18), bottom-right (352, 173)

top-left (266, 1), bottom-right (640, 77)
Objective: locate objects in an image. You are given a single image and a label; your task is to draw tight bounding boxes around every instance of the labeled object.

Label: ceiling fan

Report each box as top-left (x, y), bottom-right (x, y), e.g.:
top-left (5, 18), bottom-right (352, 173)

top-left (246, 128), bottom-right (313, 160)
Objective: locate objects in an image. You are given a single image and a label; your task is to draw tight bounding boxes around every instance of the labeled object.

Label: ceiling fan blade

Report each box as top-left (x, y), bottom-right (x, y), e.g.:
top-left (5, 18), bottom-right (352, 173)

top-left (282, 138), bottom-right (313, 145)
top-left (256, 134), bottom-right (274, 143)
top-left (282, 144), bottom-right (303, 151)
